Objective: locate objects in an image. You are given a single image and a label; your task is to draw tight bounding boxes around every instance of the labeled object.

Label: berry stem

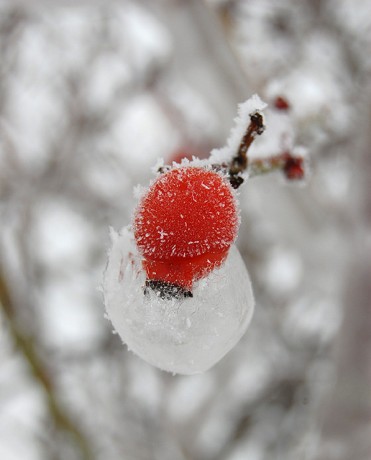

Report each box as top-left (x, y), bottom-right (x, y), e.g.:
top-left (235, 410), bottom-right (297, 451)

top-left (249, 151), bottom-right (305, 181)
top-left (229, 112), bottom-right (265, 176)
top-left (227, 112), bottom-right (266, 188)
top-left (227, 112), bottom-right (305, 185)
top-left (159, 109), bottom-right (305, 185)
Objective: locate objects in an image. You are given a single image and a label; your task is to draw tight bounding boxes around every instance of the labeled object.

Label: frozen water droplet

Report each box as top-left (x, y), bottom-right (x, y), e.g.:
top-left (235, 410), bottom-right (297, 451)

top-left (103, 227), bottom-right (254, 375)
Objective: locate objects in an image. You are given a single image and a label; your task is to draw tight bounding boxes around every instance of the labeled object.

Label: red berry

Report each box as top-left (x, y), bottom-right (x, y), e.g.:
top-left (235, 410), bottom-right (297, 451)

top-left (283, 156), bottom-right (304, 180)
top-left (134, 167), bottom-right (239, 290)
top-left (274, 96), bottom-right (290, 111)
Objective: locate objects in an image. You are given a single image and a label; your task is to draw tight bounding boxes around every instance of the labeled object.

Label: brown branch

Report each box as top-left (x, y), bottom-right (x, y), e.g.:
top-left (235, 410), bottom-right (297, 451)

top-left (158, 110), bottom-right (305, 187)
top-left (0, 270), bottom-right (93, 460)
top-left (229, 112), bottom-right (265, 176)
top-left (228, 112), bottom-right (265, 188)
top-left (249, 151), bottom-right (305, 180)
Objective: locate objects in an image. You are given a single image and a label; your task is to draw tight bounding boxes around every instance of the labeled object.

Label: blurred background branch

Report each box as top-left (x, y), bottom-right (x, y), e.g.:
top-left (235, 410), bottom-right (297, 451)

top-left (0, 268), bottom-right (93, 460)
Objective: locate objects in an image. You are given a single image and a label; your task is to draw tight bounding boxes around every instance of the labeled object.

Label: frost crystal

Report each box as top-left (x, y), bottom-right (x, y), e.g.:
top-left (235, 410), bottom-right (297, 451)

top-left (103, 227), bottom-right (254, 375)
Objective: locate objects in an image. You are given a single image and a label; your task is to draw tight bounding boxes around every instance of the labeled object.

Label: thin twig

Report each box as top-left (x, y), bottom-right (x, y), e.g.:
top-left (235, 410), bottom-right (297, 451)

top-left (227, 112), bottom-right (305, 185)
top-left (230, 112), bottom-right (266, 175)
top-left (249, 151), bottom-right (305, 180)
top-left (226, 111), bottom-right (266, 188)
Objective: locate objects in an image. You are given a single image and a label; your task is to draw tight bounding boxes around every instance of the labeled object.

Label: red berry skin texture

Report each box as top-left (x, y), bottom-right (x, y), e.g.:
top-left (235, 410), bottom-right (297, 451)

top-left (134, 167), bottom-right (239, 290)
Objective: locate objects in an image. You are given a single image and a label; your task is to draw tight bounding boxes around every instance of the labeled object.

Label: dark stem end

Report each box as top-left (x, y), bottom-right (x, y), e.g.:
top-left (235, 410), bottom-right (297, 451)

top-left (145, 279), bottom-right (193, 300)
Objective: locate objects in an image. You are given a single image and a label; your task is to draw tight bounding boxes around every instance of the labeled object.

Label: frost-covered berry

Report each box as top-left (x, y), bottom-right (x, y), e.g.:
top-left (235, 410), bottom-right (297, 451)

top-left (134, 166), bottom-right (239, 292)
top-left (103, 95), bottom-right (272, 374)
top-left (103, 166), bottom-right (254, 374)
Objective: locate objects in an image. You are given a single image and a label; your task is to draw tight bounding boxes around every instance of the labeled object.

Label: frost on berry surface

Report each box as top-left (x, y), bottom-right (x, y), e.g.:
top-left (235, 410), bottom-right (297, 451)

top-left (103, 227), bottom-right (254, 375)
top-left (134, 166), bottom-right (239, 289)
top-left (134, 167), bottom-right (238, 259)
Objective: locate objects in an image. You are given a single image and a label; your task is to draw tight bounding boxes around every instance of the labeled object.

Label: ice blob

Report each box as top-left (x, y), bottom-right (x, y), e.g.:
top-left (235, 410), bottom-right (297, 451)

top-left (103, 227), bottom-right (254, 374)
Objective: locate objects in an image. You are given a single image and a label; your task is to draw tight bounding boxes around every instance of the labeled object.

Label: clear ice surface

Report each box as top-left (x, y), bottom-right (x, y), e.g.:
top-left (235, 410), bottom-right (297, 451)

top-left (103, 227), bottom-right (254, 374)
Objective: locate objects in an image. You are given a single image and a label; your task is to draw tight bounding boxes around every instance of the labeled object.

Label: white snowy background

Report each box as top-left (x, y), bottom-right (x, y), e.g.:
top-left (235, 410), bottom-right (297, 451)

top-left (0, 1), bottom-right (370, 459)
